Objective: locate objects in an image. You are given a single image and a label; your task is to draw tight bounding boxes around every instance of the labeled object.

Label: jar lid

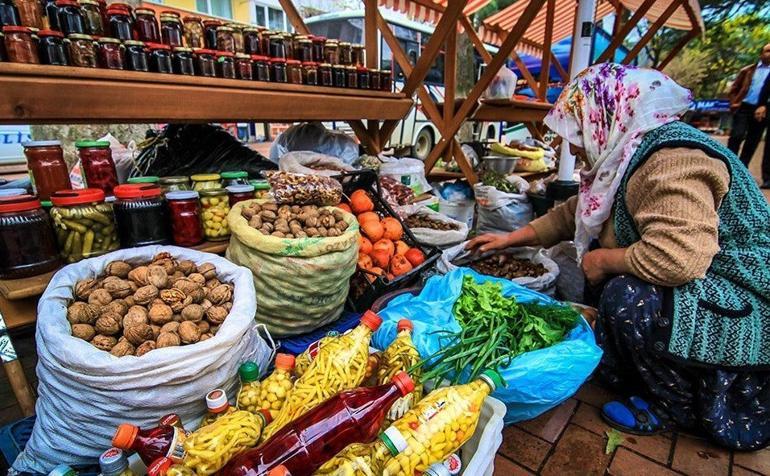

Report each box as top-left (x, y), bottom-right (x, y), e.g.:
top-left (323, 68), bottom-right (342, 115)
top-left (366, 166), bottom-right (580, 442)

top-left (312, 35), bottom-right (326, 41)
top-left (0, 195), bottom-right (41, 213)
top-left (106, 5), bottom-right (129, 12)
top-left (166, 190), bottom-right (199, 200)
top-left (249, 180), bottom-right (270, 190)
top-left (319, 62), bottom-right (332, 67)
top-left (193, 48), bottom-right (216, 55)
top-left (287, 59), bottom-right (300, 65)
top-left (51, 188), bottom-right (105, 206)
top-left (302, 61), bottom-right (317, 67)
top-left (356, 65), bottom-right (368, 72)
top-left (80, 0), bottom-right (98, 5)
top-left (345, 65), bottom-right (356, 70)
top-left (226, 184), bottom-right (254, 193)
top-left (75, 140), bottom-right (110, 148)
top-left (160, 10), bottom-right (180, 16)
top-left (191, 173), bottom-right (220, 181)
top-left (198, 188), bottom-right (227, 197)
top-left (68, 33), bottom-right (94, 40)
top-left (202, 20), bottom-right (222, 26)
top-left (216, 51), bottom-right (234, 58)
top-left (113, 183), bottom-right (161, 199)
top-left (325, 39), bottom-right (338, 44)
top-left (98, 36), bottom-right (121, 44)
top-left (124, 40), bottom-right (145, 46)
top-left (159, 175), bottom-right (189, 184)
top-left (216, 26), bottom-right (234, 32)
top-left (127, 176), bottom-right (159, 184)
top-left (173, 46), bottom-right (193, 53)
top-left (134, 7), bottom-right (156, 14)
top-left (0, 188), bottom-right (27, 197)
top-left (250, 55), bottom-right (269, 60)
top-left (22, 140), bottom-right (61, 147)
top-left (183, 15), bottom-right (202, 21)
top-left (298, 39), bottom-right (312, 44)
top-left (270, 58), bottom-right (286, 63)
top-left (242, 27), bottom-right (259, 32)
top-left (269, 33), bottom-right (283, 39)
top-left (2, 26), bottom-right (32, 33)
top-left (147, 43), bottom-right (171, 51)
top-left (159, 15), bottom-right (181, 23)
top-left (205, 389), bottom-right (229, 412)
top-left (234, 53), bottom-right (250, 59)
top-left (55, 0), bottom-right (79, 6)
top-left (353, 43), bottom-right (364, 48)
top-left (108, 2), bottom-right (132, 11)
top-left (339, 41), bottom-right (351, 46)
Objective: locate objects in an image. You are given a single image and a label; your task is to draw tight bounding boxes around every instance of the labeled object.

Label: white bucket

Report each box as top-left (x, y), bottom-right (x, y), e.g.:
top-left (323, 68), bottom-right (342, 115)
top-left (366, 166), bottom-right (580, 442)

top-left (439, 200), bottom-right (475, 230)
top-left (461, 396), bottom-right (507, 476)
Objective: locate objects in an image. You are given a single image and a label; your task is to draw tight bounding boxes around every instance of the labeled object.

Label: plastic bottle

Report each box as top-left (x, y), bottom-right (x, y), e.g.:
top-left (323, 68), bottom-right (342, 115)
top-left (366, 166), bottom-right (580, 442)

top-left (99, 448), bottom-right (135, 476)
top-left (261, 311), bottom-right (383, 442)
top-left (442, 454), bottom-right (462, 475)
top-left (222, 371), bottom-right (414, 476)
top-left (314, 426), bottom-right (409, 475)
top-left (236, 361), bottom-right (262, 413)
top-left (201, 388), bottom-right (236, 426)
top-left (294, 330), bottom-right (339, 377)
top-left (257, 353), bottom-right (295, 419)
top-left (112, 423), bottom-right (187, 465)
top-left (268, 466), bottom-right (292, 476)
top-left (158, 413), bottom-right (185, 431)
top-left (377, 319), bottom-right (423, 422)
top-left (423, 462), bottom-right (451, 476)
top-left (48, 465), bottom-right (77, 476)
top-left (382, 370), bottom-right (503, 476)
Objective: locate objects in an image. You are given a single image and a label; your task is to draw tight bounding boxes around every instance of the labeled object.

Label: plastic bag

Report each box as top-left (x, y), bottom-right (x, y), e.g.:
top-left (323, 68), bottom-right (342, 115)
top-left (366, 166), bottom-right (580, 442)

top-left (379, 157), bottom-right (432, 196)
top-left (371, 268), bottom-right (602, 424)
top-left (269, 122), bottom-right (359, 165)
top-left (278, 151), bottom-right (356, 177)
top-left (437, 244), bottom-right (559, 295)
top-left (546, 241), bottom-right (585, 303)
top-left (264, 171), bottom-right (342, 206)
top-left (399, 206), bottom-right (469, 247)
top-left (483, 67), bottom-right (517, 100)
top-left (12, 246), bottom-right (272, 474)
top-left (474, 178), bottom-right (533, 233)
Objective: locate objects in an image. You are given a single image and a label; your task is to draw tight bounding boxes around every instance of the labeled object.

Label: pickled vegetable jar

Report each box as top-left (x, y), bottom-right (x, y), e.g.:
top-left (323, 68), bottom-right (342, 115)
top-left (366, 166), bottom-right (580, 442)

top-left (345, 66), bottom-right (357, 89)
top-left (23, 140), bottom-right (71, 201)
top-left (286, 59), bottom-right (301, 84)
top-left (201, 388), bottom-right (236, 426)
top-left (252, 54), bottom-right (269, 81)
top-left (296, 38), bottom-right (311, 62)
top-left (148, 42), bottom-right (172, 73)
top-left (41, 0), bottom-right (58, 31)
top-left (215, 25), bottom-right (234, 53)
top-left (166, 190), bottom-right (203, 246)
top-left (315, 426), bottom-right (408, 476)
top-left (190, 173), bottom-right (220, 191)
top-left (226, 184), bottom-right (254, 206)
top-left (96, 37), bottom-right (125, 69)
top-left (182, 15), bottom-right (203, 48)
top-left (270, 57), bottom-right (287, 83)
top-left (106, 5), bottom-right (131, 41)
top-left (199, 188), bottom-right (230, 241)
top-left (268, 33), bottom-right (285, 59)
top-left (301, 61), bottom-right (317, 86)
top-left (79, 0), bottom-right (104, 36)
top-left (66, 33), bottom-right (97, 68)
top-left (351, 43), bottom-right (364, 67)
top-left (16, 0), bottom-right (43, 29)
top-left (201, 19), bottom-right (220, 49)
top-left (370, 68), bottom-right (381, 91)
top-left (255, 353), bottom-right (294, 419)
top-left (227, 22), bottom-right (243, 53)
top-left (319, 63), bottom-right (332, 87)
top-left (37, 29), bottom-right (68, 65)
top-left (193, 48), bottom-right (215, 76)
top-left (338, 41), bottom-right (351, 65)
top-left (251, 180), bottom-right (270, 199)
top-left (0, 195), bottom-right (60, 279)
top-left (75, 140), bottom-right (118, 195)
top-left (134, 8), bottom-right (159, 43)
top-left (236, 361), bottom-right (261, 413)
top-left (357, 66), bottom-right (369, 90)
top-left (124, 40), bottom-right (148, 71)
top-left (56, 0), bottom-right (85, 36)
top-left (50, 188), bottom-right (119, 263)
top-left (158, 175), bottom-right (190, 194)
top-left (3, 26), bottom-right (39, 63)
top-left (216, 51), bottom-right (235, 79)
top-left (234, 53), bottom-right (251, 80)
top-left (323, 39), bottom-right (338, 64)
top-left (221, 170), bottom-right (248, 187)
top-left (171, 46), bottom-right (193, 75)
top-left (113, 183), bottom-right (170, 247)
top-left (332, 64), bottom-right (346, 87)
top-left (160, 14), bottom-right (182, 47)
top-left (381, 69), bottom-right (392, 91)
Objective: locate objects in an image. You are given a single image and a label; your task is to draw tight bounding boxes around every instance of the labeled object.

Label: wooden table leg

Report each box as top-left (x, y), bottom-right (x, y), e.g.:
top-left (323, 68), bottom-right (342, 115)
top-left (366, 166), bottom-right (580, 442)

top-left (0, 308), bottom-right (36, 416)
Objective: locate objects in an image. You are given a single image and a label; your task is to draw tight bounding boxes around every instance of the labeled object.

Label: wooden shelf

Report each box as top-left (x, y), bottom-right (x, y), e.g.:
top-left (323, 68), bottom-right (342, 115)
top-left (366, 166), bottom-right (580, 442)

top-left (471, 99), bottom-right (552, 123)
top-left (0, 63), bottom-right (415, 124)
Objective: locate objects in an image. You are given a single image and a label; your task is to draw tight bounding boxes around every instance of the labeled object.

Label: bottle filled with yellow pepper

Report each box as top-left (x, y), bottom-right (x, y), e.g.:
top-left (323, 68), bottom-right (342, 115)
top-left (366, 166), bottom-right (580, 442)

top-left (236, 361), bottom-right (262, 413)
top-left (257, 353), bottom-right (295, 419)
top-left (382, 370), bottom-right (503, 476)
top-left (314, 426), bottom-right (408, 476)
top-left (377, 319), bottom-right (423, 422)
top-left (294, 330), bottom-right (339, 378)
top-left (261, 311), bottom-right (382, 442)
top-left (201, 388), bottom-right (236, 426)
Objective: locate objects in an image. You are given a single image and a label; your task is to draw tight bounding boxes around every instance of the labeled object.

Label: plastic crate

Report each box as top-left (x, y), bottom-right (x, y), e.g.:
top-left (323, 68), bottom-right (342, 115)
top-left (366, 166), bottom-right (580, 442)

top-left (336, 170), bottom-right (441, 313)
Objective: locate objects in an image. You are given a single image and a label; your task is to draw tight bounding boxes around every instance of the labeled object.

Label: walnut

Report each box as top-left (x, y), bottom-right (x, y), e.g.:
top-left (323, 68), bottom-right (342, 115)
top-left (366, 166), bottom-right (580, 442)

top-left (150, 324), bottom-right (161, 340)
top-left (105, 260), bottom-right (132, 278)
top-left (153, 251), bottom-right (173, 262)
top-left (110, 340), bottom-right (135, 357)
top-left (161, 321), bottom-right (180, 334)
top-left (123, 305), bottom-right (148, 328)
top-left (171, 296), bottom-right (192, 313)
top-left (74, 279), bottom-right (99, 300)
top-left (188, 273), bottom-right (206, 286)
top-left (198, 262), bottom-right (217, 280)
top-left (95, 312), bottom-right (122, 335)
top-left (205, 278), bottom-right (221, 290)
top-left (148, 303), bottom-right (174, 325)
top-left (209, 284), bottom-right (233, 305)
top-left (88, 288), bottom-right (113, 307)
top-left (67, 302), bottom-right (99, 324)
top-left (206, 305), bottom-right (228, 325)
top-left (91, 334), bottom-right (117, 351)
top-left (181, 304), bottom-right (204, 322)
top-left (200, 299), bottom-right (213, 310)
top-left (127, 266), bottom-right (149, 285)
top-left (178, 321), bottom-right (201, 344)
top-left (223, 302), bottom-right (233, 312)
top-left (160, 288), bottom-right (186, 305)
top-left (173, 277), bottom-right (199, 294)
top-left (103, 279), bottom-right (133, 298)
top-left (124, 295), bottom-right (136, 307)
top-left (128, 282), bottom-right (138, 293)
top-left (153, 258), bottom-right (177, 275)
top-left (187, 286), bottom-right (206, 304)
top-left (210, 325), bottom-right (220, 334)
top-left (101, 299), bottom-right (129, 317)
top-left (147, 265), bottom-right (169, 289)
top-left (156, 332), bottom-right (181, 348)
top-left (125, 324), bottom-right (154, 345)
top-left (200, 332), bottom-right (214, 342)
top-left (135, 341), bottom-right (156, 357)
top-left (197, 320), bottom-right (210, 333)
top-left (71, 323), bottom-right (95, 340)
top-left (177, 260), bottom-right (197, 275)
top-left (151, 298), bottom-right (165, 307)
top-left (172, 313), bottom-right (182, 322)
top-left (133, 285), bottom-right (159, 305)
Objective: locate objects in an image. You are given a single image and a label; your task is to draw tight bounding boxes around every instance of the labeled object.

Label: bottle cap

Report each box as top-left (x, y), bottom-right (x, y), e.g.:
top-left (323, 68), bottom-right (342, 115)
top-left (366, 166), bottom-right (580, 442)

top-left (221, 170), bottom-right (248, 179)
top-left (480, 369), bottom-right (504, 391)
top-left (274, 353), bottom-right (295, 371)
top-left (424, 463), bottom-right (452, 476)
top-left (258, 408), bottom-right (273, 424)
top-left (267, 466), bottom-right (291, 476)
top-left (397, 319), bottom-right (413, 332)
top-left (48, 465), bottom-right (77, 476)
top-left (99, 448), bottom-right (128, 476)
top-left (75, 140), bottom-right (110, 148)
top-left (50, 188), bottom-right (105, 206)
top-left (392, 371), bottom-right (415, 396)
top-left (206, 388), bottom-right (229, 412)
top-left (444, 453), bottom-right (462, 475)
top-left (126, 176), bottom-right (160, 184)
top-left (381, 426), bottom-right (408, 455)
top-left (165, 190), bottom-right (199, 200)
top-left (191, 173), bottom-right (221, 182)
top-left (22, 140), bottom-right (61, 147)
top-left (146, 457), bottom-right (173, 476)
top-left (238, 361), bottom-right (260, 382)
top-left (114, 183), bottom-right (162, 199)
top-left (111, 423), bottom-right (139, 448)
top-left (360, 310), bottom-right (382, 331)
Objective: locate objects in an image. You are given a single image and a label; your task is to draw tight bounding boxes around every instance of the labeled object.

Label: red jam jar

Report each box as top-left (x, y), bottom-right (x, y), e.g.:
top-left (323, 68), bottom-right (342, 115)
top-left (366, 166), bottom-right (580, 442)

top-left (226, 184), bottom-right (254, 207)
top-left (22, 140), bottom-right (71, 201)
top-left (75, 140), bottom-right (118, 196)
top-left (96, 36), bottom-right (125, 69)
top-left (234, 53), bottom-right (252, 80)
top-left (134, 7), bottom-right (160, 44)
top-left (166, 190), bottom-right (203, 246)
top-left (252, 54), bottom-right (269, 81)
top-left (3, 26), bottom-right (39, 63)
top-left (0, 195), bottom-right (60, 279)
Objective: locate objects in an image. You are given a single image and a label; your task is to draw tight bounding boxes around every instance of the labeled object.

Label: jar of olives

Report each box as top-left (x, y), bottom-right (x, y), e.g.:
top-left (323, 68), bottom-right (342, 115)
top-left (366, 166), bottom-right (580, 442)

top-left (0, 195), bottom-right (60, 279)
top-left (199, 189), bottom-right (230, 241)
top-left (112, 183), bottom-right (170, 247)
top-left (190, 173), bottom-right (221, 191)
top-left (182, 15), bottom-right (204, 48)
top-left (50, 188), bottom-right (119, 263)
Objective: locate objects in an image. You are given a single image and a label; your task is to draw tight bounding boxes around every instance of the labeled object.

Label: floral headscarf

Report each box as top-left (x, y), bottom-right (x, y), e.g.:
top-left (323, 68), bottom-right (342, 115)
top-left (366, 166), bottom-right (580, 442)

top-left (543, 63), bottom-right (692, 258)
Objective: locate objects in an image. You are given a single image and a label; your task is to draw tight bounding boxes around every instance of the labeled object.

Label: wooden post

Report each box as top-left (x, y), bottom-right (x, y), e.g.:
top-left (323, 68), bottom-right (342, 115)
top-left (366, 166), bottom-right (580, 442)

top-left (539, 0), bottom-right (555, 100)
top-left (349, 120), bottom-right (381, 153)
top-left (510, 50), bottom-right (540, 94)
top-left (277, 0), bottom-right (310, 35)
top-left (461, 16), bottom-right (492, 63)
top-left (444, 24), bottom-right (457, 129)
top-left (596, 0), bottom-right (657, 63)
top-left (364, 0), bottom-right (378, 69)
top-left (656, 30), bottom-right (698, 70)
top-left (622, 0), bottom-right (684, 65)
top-left (551, 51), bottom-right (568, 81)
top-left (611, 0), bottom-right (623, 37)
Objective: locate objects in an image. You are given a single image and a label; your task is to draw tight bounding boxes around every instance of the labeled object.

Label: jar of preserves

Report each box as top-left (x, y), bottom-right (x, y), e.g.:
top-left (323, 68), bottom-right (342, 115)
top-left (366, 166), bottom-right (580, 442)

top-left (193, 47), bottom-right (215, 77)
top-left (356, 66), bottom-right (369, 90)
top-left (220, 170), bottom-right (248, 187)
top-left (113, 184), bottom-right (170, 247)
top-left (251, 54), bottom-right (269, 81)
top-left (171, 46), bottom-right (193, 75)
top-left (286, 59), bottom-right (301, 84)
top-left (166, 190), bottom-right (203, 246)
top-left (134, 8), bottom-right (159, 43)
top-left (182, 15), bottom-right (203, 48)
top-left (242, 26), bottom-right (259, 55)
top-left (234, 53), bottom-right (251, 80)
top-left (296, 38), bottom-right (311, 63)
top-left (190, 173), bottom-right (220, 191)
top-left (56, 0), bottom-right (84, 35)
top-left (148, 42), bottom-right (172, 73)
top-left (23, 141), bottom-right (71, 201)
top-left (381, 69), bottom-right (392, 91)
top-left (37, 29), bottom-right (67, 65)
top-left (227, 23), bottom-right (243, 52)
top-left (106, 5), bottom-right (131, 41)
top-left (65, 33), bottom-right (97, 67)
top-left (160, 14), bottom-right (183, 47)
top-left (79, 0), bottom-right (103, 36)
top-left (323, 39), bottom-right (338, 64)
top-left (215, 25), bottom-right (234, 53)
top-left (332, 64), bottom-right (346, 87)
top-left (370, 68), bottom-right (381, 91)
top-left (42, 0), bottom-right (58, 31)
top-left (158, 176), bottom-right (190, 194)
top-left (0, 0), bottom-right (19, 28)
top-left (216, 50), bottom-right (235, 79)
top-left (3, 26), bottom-right (38, 63)
top-left (301, 61), bottom-right (317, 86)
top-left (0, 195), bottom-right (60, 279)
top-left (75, 140), bottom-right (118, 195)
top-left (226, 184), bottom-right (254, 207)
top-left (268, 33), bottom-right (285, 59)
top-left (338, 41), bottom-right (351, 65)
top-left (311, 35), bottom-right (324, 62)
top-left (250, 180), bottom-right (270, 199)
top-left (201, 19), bottom-right (220, 49)
top-left (50, 188), bottom-right (119, 263)
top-left (351, 43), bottom-right (364, 67)
top-left (345, 65), bottom-right (358, 88)
top-left (124, 39), bottom-right (148, 71)
top-left (16, 0), bottom-right (44, 29)
top-left (97, 37), bottom-right (124, 69)
top-left (126, 175), bottom-right (159, 184)
top-left (259, 28), bottom-right (272, 59)
top-left (199, 188), bottom-right (229, 241)
top-left (271, 57), bottom-right (287, 83)
top-left (283, 32), bottom-right (294, 59)
top-left (319, 62), bottom-right (332, 87)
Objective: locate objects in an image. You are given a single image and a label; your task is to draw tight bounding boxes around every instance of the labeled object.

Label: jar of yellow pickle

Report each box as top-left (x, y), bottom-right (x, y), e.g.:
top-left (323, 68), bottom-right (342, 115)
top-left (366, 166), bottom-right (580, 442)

top-left (256, 353), bottom-right (295, 419)
top-left (199, 188), bottom-right (230, 241)
top-left (236, 361), bottom-right (261, 413)
top-left (190, 173), bottom-right (221, 191)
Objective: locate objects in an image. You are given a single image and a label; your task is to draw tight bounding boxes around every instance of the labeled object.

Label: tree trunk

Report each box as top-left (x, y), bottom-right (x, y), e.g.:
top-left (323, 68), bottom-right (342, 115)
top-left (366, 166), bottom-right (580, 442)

top-left (455, 30), bottom-right (476, 142)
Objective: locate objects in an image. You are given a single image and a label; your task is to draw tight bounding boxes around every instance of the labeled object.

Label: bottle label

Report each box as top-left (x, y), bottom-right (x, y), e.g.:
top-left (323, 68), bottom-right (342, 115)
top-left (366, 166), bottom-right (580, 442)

top-left (308, 340), bottom-right (322, 359)
top-left (444, 453), bottom-right (462, 475)
top-left (166, 427), bottom-right (187, 462)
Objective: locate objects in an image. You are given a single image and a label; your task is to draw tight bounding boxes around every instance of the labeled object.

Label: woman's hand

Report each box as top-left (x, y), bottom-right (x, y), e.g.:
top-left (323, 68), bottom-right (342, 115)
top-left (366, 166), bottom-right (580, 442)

top-left (465, 225), bottom-right (542, 253)
top-left (582, 248), bottom-right (632, 285)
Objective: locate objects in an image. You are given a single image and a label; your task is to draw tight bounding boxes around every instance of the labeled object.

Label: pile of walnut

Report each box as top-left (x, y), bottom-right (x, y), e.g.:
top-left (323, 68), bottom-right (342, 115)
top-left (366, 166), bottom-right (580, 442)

top-left (241, 202), bottom-right (349, 238)
top-left (67, 252), bottom-right (234, 357)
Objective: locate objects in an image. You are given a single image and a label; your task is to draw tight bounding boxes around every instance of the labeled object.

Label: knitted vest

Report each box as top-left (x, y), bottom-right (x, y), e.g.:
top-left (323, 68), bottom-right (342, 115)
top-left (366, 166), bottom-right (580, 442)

top-left (614, 121), bottom-right (770, 369)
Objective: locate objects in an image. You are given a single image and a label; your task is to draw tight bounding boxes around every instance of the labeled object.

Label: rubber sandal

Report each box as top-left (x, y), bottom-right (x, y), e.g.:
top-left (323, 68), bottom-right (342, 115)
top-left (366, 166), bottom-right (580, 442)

top-left (601, 396), bottom-right (669, 436)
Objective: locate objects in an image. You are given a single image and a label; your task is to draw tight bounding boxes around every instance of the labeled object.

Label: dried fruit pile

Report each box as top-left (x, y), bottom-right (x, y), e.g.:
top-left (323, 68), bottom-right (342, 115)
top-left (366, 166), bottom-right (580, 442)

top-left (468, 253), bottom-right (547, 280)
top-left (241, 202), bottom-right (350, 239)
top-left (67, 252), bottom-right (234, 357)
top-left (404, 214), bottom-right (459, 231)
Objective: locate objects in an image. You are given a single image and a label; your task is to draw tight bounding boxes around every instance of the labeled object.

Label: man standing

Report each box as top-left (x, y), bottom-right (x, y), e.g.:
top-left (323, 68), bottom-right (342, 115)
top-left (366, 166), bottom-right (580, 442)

top-left (728, 43), bottom-right (770, 188)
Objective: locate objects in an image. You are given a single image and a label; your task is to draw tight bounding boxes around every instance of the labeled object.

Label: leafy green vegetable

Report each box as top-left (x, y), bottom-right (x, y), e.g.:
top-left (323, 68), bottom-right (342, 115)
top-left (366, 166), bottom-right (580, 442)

top-left (605, 429), bottom-right (625, 454)
top-left (480, 169), bottom-right (521, 193)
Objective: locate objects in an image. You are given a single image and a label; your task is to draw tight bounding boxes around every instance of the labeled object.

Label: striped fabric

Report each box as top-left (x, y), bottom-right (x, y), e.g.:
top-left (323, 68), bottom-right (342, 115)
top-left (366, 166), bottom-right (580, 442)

top-left (379, 0), bottom-right (491, 24)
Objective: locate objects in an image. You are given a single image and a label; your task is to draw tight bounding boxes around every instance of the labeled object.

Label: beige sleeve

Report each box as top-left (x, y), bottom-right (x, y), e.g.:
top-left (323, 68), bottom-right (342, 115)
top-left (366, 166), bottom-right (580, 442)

top-left (529, 195), bottom-right (578, 248)
top-left (623, 147), bottom-right (730, 287)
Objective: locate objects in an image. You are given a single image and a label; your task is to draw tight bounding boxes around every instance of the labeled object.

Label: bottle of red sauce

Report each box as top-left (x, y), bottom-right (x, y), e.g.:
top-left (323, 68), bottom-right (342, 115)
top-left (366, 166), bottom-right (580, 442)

top-left (111, 423), bottom-right (186, 465)
top-left (221, 371), bottom-right (415, 476)
top-left (22, 140), bottom-right (71, 201)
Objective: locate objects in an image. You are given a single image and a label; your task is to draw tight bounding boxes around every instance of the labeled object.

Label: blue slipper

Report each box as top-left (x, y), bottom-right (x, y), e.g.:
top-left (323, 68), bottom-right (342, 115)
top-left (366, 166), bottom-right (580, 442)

top-left (601, 396), bottom-right (669, 435)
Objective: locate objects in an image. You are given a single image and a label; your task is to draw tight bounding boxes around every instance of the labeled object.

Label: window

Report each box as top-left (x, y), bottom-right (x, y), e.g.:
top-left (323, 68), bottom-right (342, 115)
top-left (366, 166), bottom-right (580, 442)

top-left (255, 7), bottom-right (265, 26)
top-left (254, 3), bottom-right (287, 31)
top-left (196, 0), bottom-right (231, 18)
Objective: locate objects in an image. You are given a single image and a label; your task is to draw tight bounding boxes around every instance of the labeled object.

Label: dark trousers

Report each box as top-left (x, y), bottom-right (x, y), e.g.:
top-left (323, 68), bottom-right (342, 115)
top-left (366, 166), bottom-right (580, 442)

top-left (728, 102), bottom-right (770, 182)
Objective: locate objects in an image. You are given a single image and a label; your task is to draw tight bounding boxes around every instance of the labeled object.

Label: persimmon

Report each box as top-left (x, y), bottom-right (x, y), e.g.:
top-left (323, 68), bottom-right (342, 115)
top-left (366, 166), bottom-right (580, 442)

top-left (373, 239), bottom-right (395, 257)
top-left (357, 211), bottom-right (379, 225)
top-left (357, 253), bottom-right (373, 270)
top-left (395, 240), bottom-right (410, 256)
top-left (366, 266), bottom-right (384, 283)
top-left (405, 248), bottom-right (426, 267)
top-left (359, 236), bottom-right (373, 254)
top-left (337, 203), bottom-right (352, 213)
top-left (370, 249), bottom-right (391, 268)
top-left (350, 190), bottom-right (374, 214)
top-left (361, 220), bottom-right (384, 241)
top-left (381, 217), bottom-right (403, 241)
top-left (390, 254), bottom-right (413, 277)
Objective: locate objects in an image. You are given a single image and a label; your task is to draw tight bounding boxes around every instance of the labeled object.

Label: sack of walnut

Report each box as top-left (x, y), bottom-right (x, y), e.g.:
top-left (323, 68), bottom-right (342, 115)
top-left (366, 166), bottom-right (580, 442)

top-left (226, 199), bottom-right (359, 337)
top-left (12, 245), bottom-right (273, 475)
